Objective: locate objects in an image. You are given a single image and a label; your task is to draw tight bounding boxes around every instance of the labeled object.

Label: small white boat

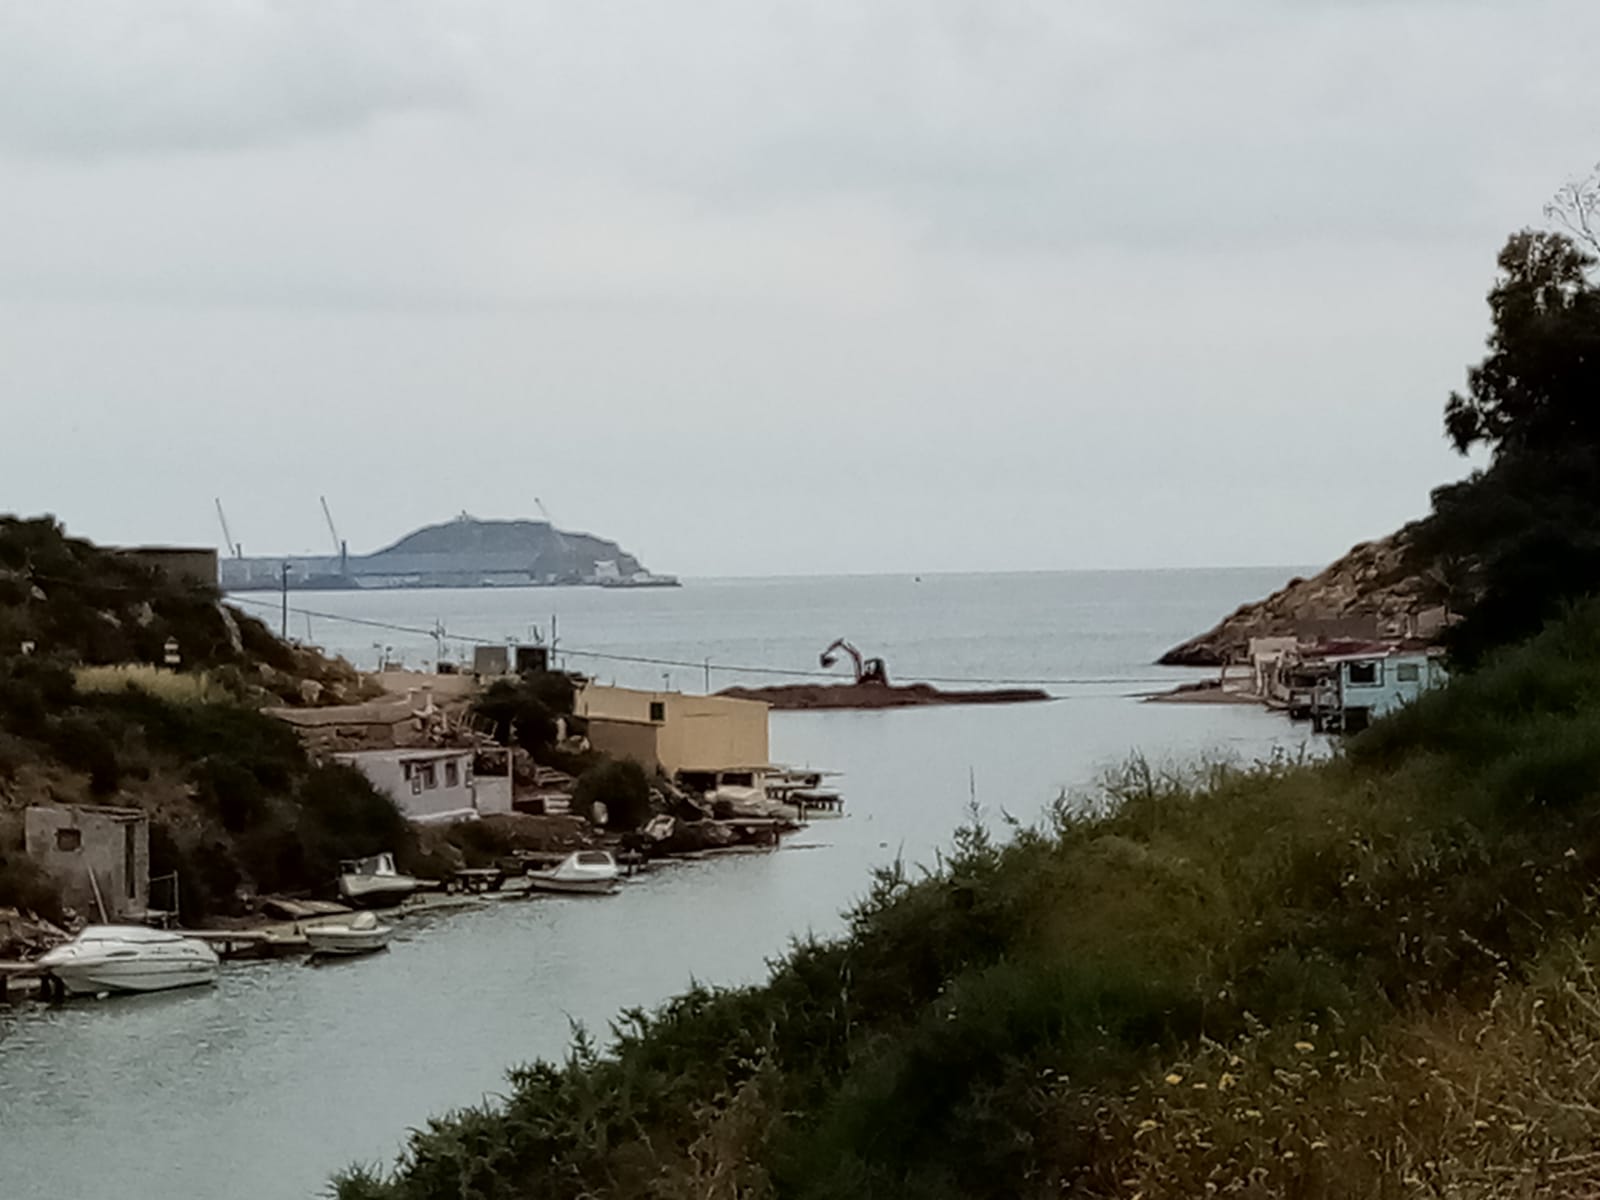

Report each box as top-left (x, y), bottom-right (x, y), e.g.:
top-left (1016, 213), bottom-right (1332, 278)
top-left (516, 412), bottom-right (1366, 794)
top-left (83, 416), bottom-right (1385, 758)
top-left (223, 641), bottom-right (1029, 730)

top-left (337, 852), bottom-right (418, 908)
top-left (305, 911), bottom-right (393, 957)
top-left (525, 850), bottom-right (620, 895)
top-left (36, 925), bottom-right (220, 996)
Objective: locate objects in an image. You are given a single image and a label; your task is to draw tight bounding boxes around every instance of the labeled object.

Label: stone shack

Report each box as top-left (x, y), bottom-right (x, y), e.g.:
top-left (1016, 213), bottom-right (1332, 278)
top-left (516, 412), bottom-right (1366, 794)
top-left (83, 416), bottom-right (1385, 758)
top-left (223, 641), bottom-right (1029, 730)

top-left (24, 805), bottom-right (149, 921)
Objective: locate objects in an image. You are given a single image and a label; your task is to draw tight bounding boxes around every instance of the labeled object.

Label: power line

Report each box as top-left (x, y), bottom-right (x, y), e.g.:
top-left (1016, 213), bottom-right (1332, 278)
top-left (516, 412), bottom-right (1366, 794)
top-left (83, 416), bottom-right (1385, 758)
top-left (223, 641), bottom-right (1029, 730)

top-left (226, 595), bottom-right (1183, 689)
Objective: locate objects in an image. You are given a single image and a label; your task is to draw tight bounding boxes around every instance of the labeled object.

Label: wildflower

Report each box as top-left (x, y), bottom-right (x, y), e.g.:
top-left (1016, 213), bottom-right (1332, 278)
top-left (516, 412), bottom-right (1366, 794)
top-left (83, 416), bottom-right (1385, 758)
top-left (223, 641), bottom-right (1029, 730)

top-left (1310, 1140), bottom-right (1328, 1150)
top-left (1165, 1073), bottom-right (1184, 1086)
top-left (1294, 1041), bottom-right (1315, 1054)
top-left (1192, 1082), bottom-right (1208, 1091)
top-left (1243, 1108), bottom-right (1263, 1121)
top-left (1218, 1073), bottom-right (1237, 1091)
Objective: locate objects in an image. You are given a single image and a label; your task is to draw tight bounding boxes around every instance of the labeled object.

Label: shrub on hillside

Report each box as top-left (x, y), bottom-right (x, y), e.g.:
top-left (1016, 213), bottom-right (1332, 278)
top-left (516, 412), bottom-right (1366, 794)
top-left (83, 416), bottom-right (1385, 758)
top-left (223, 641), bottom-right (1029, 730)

top-left (49, 713), bottom-right (120, 796)
top-left (473, 671), bottom-right (576, 756)
top-left (572, 759), bottom-right (652, 830)
top-left (0, 852), bottom-right (64, 924)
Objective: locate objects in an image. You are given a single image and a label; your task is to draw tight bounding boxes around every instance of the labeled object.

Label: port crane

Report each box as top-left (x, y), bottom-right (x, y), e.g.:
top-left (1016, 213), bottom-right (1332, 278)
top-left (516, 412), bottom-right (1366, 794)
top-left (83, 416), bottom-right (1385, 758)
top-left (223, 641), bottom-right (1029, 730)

top-left (819, 639), bottom-right (890, 686)
top-left (214, 498), bottom-right (241, 558)
top-left (320, 496), bottom-right (349, 574)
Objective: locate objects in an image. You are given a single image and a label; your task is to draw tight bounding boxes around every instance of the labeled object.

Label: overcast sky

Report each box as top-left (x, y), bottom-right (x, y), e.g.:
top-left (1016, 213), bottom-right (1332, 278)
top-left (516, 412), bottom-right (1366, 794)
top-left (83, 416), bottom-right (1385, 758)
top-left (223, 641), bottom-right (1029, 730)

top-left (1, 1), bottom-right (1594, 576)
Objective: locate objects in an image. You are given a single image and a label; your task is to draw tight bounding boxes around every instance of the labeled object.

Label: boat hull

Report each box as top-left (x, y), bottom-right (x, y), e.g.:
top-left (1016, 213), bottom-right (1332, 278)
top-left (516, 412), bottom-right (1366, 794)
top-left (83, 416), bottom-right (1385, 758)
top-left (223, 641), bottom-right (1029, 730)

top-left (305, 925), bottom-right (393, 956)
top-left (50, 958), bottom-right (218, 996)
top-left (337, 876), bottom-right (418, 908)
top-left (525, 875), bottom-right (618, 895)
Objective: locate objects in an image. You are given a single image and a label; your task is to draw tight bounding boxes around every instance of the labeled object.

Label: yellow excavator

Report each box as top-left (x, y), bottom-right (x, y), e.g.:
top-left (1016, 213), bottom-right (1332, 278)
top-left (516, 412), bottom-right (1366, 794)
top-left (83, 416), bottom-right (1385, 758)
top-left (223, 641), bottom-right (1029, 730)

top-left (819, 638), bottom-right (890, 686)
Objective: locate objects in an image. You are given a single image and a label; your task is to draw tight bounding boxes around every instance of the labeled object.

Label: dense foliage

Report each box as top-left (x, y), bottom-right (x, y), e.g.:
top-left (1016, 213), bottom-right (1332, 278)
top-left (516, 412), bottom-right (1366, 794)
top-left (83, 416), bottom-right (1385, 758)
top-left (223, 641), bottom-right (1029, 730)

top-left (336, 600), bottom-right (1600, 1199)
top-left (1410, 205), bottom-right (1600, 662)
top-left (570, 758), bottom-right (653, 831)
top-left (472, 671), bottom-right (576, 756)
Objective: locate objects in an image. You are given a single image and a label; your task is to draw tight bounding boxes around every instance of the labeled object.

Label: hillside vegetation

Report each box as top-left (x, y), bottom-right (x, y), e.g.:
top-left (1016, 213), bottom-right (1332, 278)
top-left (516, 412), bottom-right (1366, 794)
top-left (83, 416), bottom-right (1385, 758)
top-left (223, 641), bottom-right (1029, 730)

top-left (0, 516), bottom-right (406, 922)
top-left (334, 599), bottom-right (1600, 1199)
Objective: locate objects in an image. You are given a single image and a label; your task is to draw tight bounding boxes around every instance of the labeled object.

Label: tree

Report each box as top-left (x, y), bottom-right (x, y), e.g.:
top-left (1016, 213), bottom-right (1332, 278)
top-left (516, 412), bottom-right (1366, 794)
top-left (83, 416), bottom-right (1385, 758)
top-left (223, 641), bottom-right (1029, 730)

top-left (1442, 230), bottom-right (1600, 456)
top-left (1546, 162), bottom-right (1600, 256)
top-left (571, 759), bottom-right (652, 830)
top-left (472, 671), bottom-right (575, 756)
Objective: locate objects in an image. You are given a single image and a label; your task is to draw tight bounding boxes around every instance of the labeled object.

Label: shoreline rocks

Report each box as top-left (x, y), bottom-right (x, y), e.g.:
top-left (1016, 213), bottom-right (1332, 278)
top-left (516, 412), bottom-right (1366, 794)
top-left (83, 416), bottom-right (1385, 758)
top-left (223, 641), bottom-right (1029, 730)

top-left (1157, 529), bottom-right (1450, 666)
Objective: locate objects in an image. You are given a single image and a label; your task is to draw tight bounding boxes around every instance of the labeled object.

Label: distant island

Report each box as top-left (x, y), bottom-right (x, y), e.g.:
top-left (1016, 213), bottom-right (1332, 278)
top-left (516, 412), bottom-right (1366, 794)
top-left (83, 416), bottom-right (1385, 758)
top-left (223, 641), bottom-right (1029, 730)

top-left (219, 515), bottom-right (678, 592)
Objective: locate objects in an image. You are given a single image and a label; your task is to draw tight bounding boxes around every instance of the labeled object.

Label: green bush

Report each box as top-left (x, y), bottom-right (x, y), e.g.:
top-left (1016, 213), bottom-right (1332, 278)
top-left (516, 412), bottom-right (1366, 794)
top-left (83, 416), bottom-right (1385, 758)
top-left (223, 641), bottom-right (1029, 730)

top-left (571, 759), bottom-right (652, 830)
top-left (473, 671), bottom-right (575, 757)
top-left (49, 713), bottom-right (120, 796)
top-left (0, 852), bottom-right (65, 924)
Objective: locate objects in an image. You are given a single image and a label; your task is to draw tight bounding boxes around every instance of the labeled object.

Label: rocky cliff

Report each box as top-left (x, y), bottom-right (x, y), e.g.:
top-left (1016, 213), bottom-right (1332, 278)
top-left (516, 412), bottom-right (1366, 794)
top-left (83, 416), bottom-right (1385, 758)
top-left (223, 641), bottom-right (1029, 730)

top-left (1158, 527), bottom-right (1448, 666)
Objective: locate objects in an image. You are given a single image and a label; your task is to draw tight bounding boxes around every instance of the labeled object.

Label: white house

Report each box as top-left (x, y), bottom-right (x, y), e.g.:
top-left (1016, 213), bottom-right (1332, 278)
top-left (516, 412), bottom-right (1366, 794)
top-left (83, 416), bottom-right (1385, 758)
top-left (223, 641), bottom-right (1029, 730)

top-left (1331, 649), bottom-right (1449, 732)
top-left (334, 748), bottom-right (511, 824)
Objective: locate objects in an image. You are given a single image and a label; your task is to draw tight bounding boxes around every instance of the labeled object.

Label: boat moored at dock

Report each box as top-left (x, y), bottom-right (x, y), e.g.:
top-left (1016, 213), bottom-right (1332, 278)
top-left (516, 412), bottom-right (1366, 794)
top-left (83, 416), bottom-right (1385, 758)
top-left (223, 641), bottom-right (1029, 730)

top-left (305, 911), bottom-right (393, 956)
top-left (35, 926), bottom-right (221, 996)
top-left (337, 853), bottom-right (418, 908)
top-left (525, 850), bottom-right (621, 895)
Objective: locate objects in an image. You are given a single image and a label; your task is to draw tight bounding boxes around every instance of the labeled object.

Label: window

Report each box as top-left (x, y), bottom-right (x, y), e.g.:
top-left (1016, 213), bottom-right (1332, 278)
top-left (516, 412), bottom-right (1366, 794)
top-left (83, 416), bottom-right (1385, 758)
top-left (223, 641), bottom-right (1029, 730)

top-left (55, 828), bottom-right (82, 852)
top-left (419, 764), bottom-right (437, 790)
top-left (649, 701), bottom-right (665, 722)
top-left (1395, 662), bottom-right (1420, 683)
top-left (1346, 661), bottom-right (1380, 687)
top-left (411, 774), bottom-right (422, 795)
top-left (445, 761), bottom-right (459, 789)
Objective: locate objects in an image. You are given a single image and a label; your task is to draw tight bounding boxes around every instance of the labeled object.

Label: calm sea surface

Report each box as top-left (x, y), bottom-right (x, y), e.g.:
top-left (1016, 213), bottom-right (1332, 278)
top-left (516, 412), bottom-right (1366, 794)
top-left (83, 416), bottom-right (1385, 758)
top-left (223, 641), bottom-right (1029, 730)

top-left (0, 570), bottom-right (1319, 1199)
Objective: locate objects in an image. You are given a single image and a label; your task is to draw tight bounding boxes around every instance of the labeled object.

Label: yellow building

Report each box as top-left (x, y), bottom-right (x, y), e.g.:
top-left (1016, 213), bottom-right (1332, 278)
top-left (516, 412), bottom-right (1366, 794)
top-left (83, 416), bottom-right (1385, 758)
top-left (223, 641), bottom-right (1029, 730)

top-left (574, 683), bottom-right (770, 784)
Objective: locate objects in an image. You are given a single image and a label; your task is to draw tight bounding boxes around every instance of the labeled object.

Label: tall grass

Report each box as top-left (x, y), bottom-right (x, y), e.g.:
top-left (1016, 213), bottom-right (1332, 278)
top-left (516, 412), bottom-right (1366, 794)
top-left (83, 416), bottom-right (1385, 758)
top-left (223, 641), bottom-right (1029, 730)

top-left (337, 600), bottom-right (1600, 1200)
top-left (74, 664), bottom-right (228, 705)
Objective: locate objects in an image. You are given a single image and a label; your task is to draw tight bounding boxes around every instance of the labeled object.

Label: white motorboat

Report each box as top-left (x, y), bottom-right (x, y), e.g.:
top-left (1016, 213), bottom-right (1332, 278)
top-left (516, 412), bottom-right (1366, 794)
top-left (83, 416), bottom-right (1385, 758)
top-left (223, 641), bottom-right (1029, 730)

top-left (337, 852), bottom-right (418, 908)
top-left (525, 850), bottom-right (620, 895)
top-left (36, 925), bottom-right (220, 996)
top-left (305, 911), bottom-right (393, 957)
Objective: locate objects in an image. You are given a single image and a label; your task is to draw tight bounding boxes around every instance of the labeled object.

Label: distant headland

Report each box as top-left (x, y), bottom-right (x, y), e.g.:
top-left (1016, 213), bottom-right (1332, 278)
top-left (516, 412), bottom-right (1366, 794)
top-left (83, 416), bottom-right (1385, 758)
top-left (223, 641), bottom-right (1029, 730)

top-left (220, 514), bottom-right (678, 592)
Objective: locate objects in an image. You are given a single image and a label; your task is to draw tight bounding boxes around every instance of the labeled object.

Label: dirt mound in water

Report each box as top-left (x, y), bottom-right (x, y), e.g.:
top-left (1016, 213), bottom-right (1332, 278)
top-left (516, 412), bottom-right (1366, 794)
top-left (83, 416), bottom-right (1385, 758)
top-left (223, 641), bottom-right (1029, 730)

top-left (719, 682), bottom-right (1049, 710)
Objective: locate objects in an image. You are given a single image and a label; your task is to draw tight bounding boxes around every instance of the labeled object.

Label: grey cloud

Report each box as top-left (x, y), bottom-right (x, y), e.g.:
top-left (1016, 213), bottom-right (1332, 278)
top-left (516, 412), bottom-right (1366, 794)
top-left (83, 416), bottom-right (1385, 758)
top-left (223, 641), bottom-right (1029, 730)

top-left (0, 1), bottom-right (481, 156)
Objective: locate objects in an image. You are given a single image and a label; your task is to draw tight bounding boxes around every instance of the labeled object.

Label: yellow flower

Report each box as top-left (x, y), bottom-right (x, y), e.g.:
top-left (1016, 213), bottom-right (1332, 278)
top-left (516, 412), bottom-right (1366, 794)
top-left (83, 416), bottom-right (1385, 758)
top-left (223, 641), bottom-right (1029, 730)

top-left (1165, 1073), bottom-right (1184, 1086)
top-left (1218, 1072), bottom-right (1237, 1091)
top-left (1294, 1041), bottom-right (1315, 1054)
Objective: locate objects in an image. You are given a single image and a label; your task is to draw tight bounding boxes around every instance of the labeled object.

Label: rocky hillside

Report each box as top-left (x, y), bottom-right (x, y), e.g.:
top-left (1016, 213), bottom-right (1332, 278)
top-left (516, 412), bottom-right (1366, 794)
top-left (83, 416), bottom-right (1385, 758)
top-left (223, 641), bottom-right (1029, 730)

top-left (1158, 527), bottom-right (1448, 665)
top-left (0, 516), bottom-right (404, 926)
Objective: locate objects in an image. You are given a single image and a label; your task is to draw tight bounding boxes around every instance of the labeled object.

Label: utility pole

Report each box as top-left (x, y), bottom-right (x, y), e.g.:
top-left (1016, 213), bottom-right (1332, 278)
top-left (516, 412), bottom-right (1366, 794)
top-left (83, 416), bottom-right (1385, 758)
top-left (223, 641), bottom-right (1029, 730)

top-left (280, 562), bottom-right (291, 638)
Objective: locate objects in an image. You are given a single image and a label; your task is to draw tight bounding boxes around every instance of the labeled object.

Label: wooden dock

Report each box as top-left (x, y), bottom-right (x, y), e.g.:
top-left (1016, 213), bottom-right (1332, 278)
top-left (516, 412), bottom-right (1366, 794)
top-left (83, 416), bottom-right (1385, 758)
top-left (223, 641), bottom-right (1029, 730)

top-left (0, 960), bottom-right (64, 1003)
